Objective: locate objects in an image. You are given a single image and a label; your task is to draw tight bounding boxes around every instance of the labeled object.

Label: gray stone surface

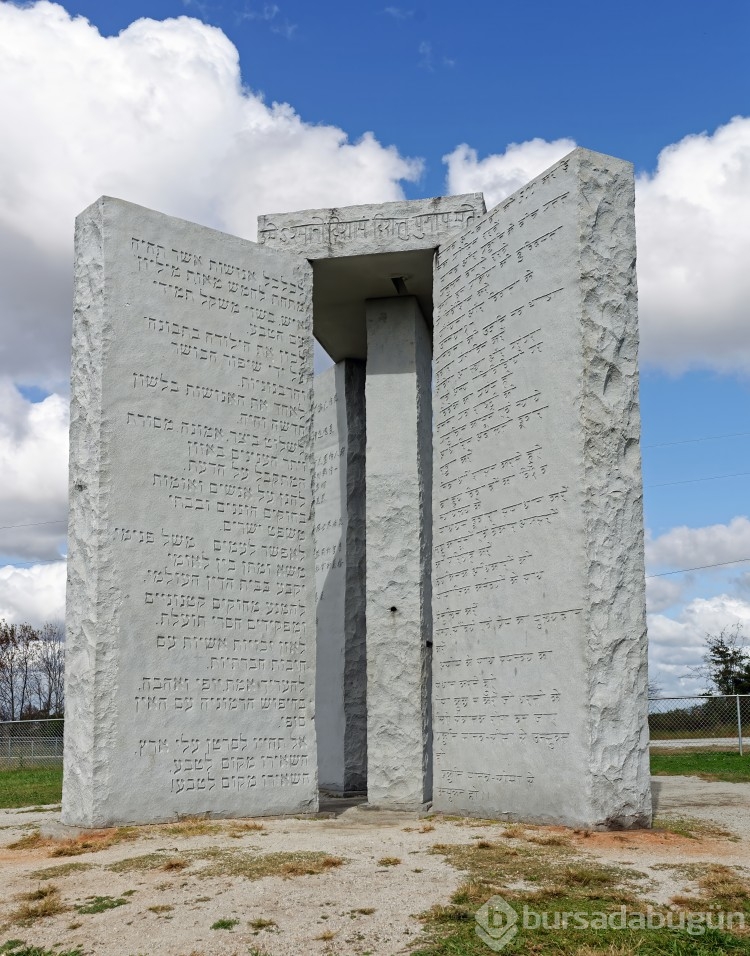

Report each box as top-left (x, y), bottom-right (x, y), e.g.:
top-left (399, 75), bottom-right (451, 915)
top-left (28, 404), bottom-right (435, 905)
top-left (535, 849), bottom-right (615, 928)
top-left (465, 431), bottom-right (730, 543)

top-left (258, 195), bottom-right (486, 362)
top-left (365, 296), bottom-right (432, 807)
top-left (62, 196), bottom-right (317, 826)
top-left (431, 148), bottom-right (651, 828)
top-left (258, 195), bottom-right (485, 259)
top-left (313, 361), bottom-right (367, 794)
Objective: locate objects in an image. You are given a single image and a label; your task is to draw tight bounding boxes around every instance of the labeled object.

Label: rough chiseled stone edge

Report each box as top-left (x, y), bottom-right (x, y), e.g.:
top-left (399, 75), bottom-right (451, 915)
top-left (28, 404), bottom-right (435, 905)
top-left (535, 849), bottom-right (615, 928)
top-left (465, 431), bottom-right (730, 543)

top-left (415, 316), bottom-right (433, 801)
top-left (297, 253), bottom-right (319, 814)
top-left (575, 150), bottom-right (652, 828)
top-left (343, 360), bottom-right (367, 793)
top-left (62, 198), bottom-right (121, 827)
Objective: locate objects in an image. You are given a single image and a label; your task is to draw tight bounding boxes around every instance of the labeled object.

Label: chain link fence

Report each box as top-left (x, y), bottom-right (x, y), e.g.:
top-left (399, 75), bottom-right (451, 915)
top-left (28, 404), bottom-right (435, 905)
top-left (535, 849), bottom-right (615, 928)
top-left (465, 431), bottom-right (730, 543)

top-left (649, 695), bottom-right (750, 753)
top-left (0, 718), bottom-right (64, 768)
top-left (2, 704), bottom-right (747, 770)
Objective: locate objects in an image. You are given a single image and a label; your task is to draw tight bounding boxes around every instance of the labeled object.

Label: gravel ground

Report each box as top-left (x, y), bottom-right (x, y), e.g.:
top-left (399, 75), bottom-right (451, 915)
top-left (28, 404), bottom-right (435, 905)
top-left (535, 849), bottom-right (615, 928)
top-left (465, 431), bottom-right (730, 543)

top-left (0, 776), bottom-right (748, 956)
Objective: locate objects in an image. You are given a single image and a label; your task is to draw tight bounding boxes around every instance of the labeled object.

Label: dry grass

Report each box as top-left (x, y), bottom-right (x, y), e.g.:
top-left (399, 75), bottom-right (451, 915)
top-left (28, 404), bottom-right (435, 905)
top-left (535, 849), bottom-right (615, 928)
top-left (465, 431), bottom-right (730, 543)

top-left (159, 815), bottom-right (225, 839)
top-left (107, 847), bottom-right (345, 880)
top-left (403, 823), bottom-right (435, 834)
top-left (314, 929), bottom-right (336, 941)
top-left (161, 857), bottom-right (190, 872)
top-left (7, 830), bottom-right (47, 850)
top-left (9, 826), bottom-right (138, 857)
top-left (274, 854), bottom-right (344, 878)
top-left (50, 828), bottom-right (137, 857)
top-left (148, 903), bottom-right (174, 914)
top-left (527, 832), bottom-right (572, 847)
top-left (28, 861), bottom-right (93, 881)
top-left (671, 863), bottom-right (750, 910)
top-left (9, 883), bottom-right (65, 923)
top-left (249, 917), bottom-right (277, 931)
top-left (499, 823), bottom-right (527, 839)
top-left (228, 821), bottom-right (265, 838)
top-left (377, 856), bottom-right (401, 867)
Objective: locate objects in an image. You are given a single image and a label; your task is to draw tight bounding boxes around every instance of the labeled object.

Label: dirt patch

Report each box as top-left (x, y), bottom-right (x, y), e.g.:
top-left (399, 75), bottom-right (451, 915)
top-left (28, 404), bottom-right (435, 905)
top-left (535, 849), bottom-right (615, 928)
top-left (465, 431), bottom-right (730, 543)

top-left (0, 778), bottom-right (748, 955)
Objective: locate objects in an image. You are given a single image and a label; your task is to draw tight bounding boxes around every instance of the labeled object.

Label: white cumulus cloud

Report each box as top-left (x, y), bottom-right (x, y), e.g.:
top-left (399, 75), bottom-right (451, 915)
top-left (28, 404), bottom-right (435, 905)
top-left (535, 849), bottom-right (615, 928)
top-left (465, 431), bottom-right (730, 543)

top-left (636, 116), bottom-right (750, 374)
top-left (444, 137), bottom-right (577, 211)
top-left (0, 1), bottom-right (421, 387)
top-left (648, 594), bottom-right (750, 695)
top-left (0, 561), bottom-right (66, 626)
top-left (444, 117), bottom-right (750, 375)
top-left (0, 381), bottom-right (68, 562)
top-left (646, 516), bottom-right (750, 571)
top-left (645, 576), bottom-right (687, 615)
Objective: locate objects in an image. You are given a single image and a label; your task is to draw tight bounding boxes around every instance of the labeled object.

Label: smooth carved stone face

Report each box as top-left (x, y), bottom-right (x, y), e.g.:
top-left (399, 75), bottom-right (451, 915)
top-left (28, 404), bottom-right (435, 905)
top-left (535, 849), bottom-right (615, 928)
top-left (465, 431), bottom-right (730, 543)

top-left (430, 148), bottom-right (651, 828)
top-left (63, 197), bottom-right (318, 827)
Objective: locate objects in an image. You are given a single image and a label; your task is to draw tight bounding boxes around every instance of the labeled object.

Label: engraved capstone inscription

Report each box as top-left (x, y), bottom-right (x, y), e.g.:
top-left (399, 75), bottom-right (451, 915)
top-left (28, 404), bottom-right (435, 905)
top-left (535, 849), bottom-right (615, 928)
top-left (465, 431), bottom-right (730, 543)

top-left (63, 198), bottom-right (316, 826)
top-left (258, 195), bottom-right (486, 259)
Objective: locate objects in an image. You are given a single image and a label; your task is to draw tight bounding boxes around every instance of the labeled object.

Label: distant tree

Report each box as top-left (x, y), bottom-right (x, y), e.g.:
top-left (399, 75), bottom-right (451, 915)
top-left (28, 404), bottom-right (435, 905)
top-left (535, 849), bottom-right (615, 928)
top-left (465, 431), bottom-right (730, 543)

top-left (647, 679), bottom-right (663, 698)
top-left (690, 623), bottom-right (750, 696)
top-left (0, 620), bottom-right (65, 721)
top-left (29, 621), bottom-right (65, 718)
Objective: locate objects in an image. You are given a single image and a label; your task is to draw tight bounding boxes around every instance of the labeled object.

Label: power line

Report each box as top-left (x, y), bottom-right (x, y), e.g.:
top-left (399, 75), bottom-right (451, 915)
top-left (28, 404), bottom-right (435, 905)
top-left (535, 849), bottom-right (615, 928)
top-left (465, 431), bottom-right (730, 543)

top-left (0, 519), bottom-right (67, 533)
top-left (647, 557), bottom-right (750, 578)
top-left (645, 430), bottom-right (750, 449)
top-left (647, 470), bottom-right (750, 489)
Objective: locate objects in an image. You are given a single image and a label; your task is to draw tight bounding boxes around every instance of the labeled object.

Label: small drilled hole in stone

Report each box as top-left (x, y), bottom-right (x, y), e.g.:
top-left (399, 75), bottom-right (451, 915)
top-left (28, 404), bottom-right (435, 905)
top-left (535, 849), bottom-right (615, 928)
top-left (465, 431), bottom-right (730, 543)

top-left (389, 606), bottom-right (397, 613)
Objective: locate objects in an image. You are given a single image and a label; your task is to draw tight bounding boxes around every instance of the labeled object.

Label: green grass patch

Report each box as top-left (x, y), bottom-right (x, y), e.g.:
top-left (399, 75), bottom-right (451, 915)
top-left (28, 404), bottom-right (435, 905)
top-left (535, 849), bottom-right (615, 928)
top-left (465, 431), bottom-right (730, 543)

top-left (0, 942), bottom-right (84, 956)
top-left (75, 895), bottom-right (129, 914)
top-left (412, 839), bottom-right (750, 955)
top-left (0, 767), bottom-right (62, 809)
top-left (651, 749), bottom-right (750, 782)
top-left (653, 815), bottom-right (735, 840)
top-left (211, 918), bottom-right (239, 930)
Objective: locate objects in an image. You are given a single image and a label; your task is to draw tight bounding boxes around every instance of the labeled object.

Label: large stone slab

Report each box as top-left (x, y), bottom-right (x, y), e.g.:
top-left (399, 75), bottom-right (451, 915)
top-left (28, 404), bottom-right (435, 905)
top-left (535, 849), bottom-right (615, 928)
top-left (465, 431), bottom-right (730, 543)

top-left (258, 196), bottom-right (486, 361)
top-left (431, 149), bottom-right (651, 827)
top-left (313, 361), bottom-right (367, 794)
top-left (365, 296), bottom-right (432, 807)
top-left (62, 197), bottom-right (316, 826)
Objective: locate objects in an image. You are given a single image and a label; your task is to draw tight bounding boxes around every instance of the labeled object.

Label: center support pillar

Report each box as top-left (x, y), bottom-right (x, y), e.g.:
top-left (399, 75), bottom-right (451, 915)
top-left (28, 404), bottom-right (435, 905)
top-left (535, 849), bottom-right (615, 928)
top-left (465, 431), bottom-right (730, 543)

top-left (364, 295), bottom-right (432, 807)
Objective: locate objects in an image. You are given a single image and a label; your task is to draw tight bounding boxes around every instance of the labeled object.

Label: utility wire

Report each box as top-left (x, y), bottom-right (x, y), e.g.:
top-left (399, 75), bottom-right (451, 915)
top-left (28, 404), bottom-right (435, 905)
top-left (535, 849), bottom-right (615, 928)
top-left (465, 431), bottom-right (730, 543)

top-left (645, 430), bottom-right (750, 449)
top-left (647, 557), bottom-right (750, 578)
top-left (0, 519), bottom-right (67, 533)
top-left (647, 471), bottom-right (750, 489)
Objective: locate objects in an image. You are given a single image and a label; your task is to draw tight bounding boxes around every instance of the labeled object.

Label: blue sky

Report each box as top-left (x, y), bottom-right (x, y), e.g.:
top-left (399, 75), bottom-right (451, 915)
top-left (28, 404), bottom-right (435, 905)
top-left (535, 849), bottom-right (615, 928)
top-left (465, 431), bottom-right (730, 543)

top-left (0, 0), bottom-right (749, 694)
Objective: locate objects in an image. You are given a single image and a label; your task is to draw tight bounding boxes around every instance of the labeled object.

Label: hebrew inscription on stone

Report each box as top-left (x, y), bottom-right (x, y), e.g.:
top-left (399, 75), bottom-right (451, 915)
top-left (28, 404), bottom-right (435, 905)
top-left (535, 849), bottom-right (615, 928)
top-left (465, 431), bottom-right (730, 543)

top-left (63, 198), bottom-right (316, 826)
top-left (431, 150), bottom-right (651, 826)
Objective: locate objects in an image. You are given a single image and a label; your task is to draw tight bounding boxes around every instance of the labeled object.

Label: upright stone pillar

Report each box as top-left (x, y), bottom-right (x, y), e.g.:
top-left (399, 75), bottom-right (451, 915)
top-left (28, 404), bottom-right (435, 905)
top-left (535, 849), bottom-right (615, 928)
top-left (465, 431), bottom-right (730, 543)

top-left (62, 197), bottom-right (317, 826)
top-left (365, 296), bottom-right (432, 807)
top-left (313, 361), bottom-right (367, 794)
top-left (431, 148), bottom-right (651, 827)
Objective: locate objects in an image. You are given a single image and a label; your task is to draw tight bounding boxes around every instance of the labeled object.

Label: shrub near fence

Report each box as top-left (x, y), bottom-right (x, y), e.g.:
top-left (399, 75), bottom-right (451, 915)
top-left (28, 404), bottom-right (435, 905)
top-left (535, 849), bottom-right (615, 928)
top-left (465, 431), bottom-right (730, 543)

top-left (0, 718), bottom-right (64, 768)
top-left (649, 695), bottom-right (750, 753)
